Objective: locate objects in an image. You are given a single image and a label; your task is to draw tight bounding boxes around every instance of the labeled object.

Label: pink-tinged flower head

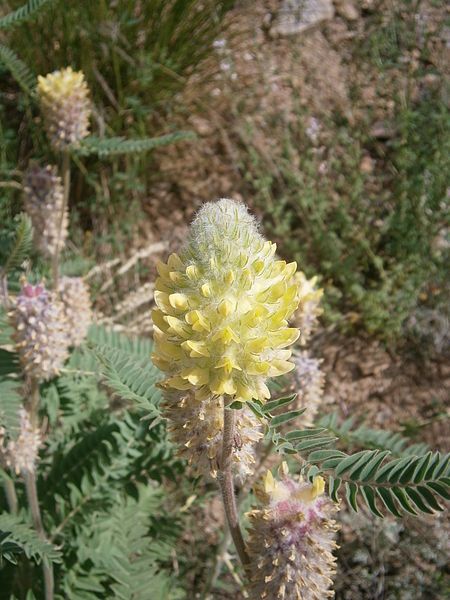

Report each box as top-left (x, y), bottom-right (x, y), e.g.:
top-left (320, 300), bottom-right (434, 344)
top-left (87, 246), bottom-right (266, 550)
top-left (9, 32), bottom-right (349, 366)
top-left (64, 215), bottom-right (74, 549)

top-left (247, 464), bottom-right (339, 600)
top-left (11, 281), bottom-right (70, 381)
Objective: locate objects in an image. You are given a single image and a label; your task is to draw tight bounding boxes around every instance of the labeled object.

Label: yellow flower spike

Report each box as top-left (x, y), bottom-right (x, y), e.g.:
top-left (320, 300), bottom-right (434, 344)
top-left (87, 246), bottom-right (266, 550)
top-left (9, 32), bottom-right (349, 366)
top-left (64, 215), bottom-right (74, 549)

top-left (37, 67), bottom-right (91, 150)
top-left (152, 199), bottom-right (300, 404)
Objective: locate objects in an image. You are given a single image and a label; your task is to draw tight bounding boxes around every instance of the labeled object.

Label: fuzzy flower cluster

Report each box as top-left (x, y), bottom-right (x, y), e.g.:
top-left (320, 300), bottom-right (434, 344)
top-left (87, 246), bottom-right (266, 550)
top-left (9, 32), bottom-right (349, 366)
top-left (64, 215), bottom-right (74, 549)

top-left (163, 390), bottom-right (262, 481)
top-left (292, 272), bottom-right (323, 345)
top-left (247, 465), bottom-right (339, 600)
top-left (11, 282), bottom-right (69, 381)
top-left (293, 351), bottom-right (325, 427)
top-left (57, 276), bottom-right (92, 347)
top-left (23, 164), bottom-right (68, 259)
top-left (37, 66), bottom-right (91, 150)
top-left (152, 199), bottom-right (300, 404)
top-left (0, 409), bottom-right (41, 475)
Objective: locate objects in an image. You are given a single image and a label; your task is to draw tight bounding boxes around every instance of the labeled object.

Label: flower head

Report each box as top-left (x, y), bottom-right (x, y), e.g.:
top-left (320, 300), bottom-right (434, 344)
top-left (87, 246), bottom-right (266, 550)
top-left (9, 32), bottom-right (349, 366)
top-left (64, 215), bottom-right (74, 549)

top-left (2, 408), bottom-right (41, 475)
top-left (37, 66), bottom-right (91, 149)
top-left (11, 282), bottom-right (69, 381)
top-left (57, 277), bottom-right (92, 347)
top-left (152, 199), bottom-right (300, 404)
top-left (24, 164), bottom-right (68, 258)
top-left (248, 464), bottom-right (339, 600)
top-left (163, 390), bottom-right (262, 481)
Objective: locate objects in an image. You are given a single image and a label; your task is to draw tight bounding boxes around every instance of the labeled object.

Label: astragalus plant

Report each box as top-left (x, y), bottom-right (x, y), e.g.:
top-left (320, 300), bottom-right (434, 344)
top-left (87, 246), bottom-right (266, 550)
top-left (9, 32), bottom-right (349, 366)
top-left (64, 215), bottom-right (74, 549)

top-left (152, 198), bottom-right (449, 599)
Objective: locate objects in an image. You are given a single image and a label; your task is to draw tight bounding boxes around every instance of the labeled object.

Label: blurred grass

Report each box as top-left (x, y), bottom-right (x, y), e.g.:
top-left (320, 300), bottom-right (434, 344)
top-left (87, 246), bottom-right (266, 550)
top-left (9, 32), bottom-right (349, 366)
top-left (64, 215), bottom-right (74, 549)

top-left (0, 0), bottom-right (234, 250)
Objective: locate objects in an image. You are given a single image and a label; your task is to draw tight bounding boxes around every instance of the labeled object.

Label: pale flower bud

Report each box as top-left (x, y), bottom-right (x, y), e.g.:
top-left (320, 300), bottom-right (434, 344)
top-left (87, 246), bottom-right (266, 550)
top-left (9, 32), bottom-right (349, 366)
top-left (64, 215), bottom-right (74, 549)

top-left (23, 164), bottom-right (68, 259)
top-left (37, 66), bottom-right (91, 150)
top-left (152, 199), bottom-right (300, 404)
top-left (11, 282), bottom-right (70, 381)
top-left (163, 390), bottom-right (262, 481)
top-left (247, 464), bottom-right (339, 600)
top-left (4, 408), bottom-right (41, 475)
top-left (293, 351), bottom-right (325, 427)
top-left (57, 277), bottom-right (92, 347)
top-left (292, 272), bottom-right (323, 345)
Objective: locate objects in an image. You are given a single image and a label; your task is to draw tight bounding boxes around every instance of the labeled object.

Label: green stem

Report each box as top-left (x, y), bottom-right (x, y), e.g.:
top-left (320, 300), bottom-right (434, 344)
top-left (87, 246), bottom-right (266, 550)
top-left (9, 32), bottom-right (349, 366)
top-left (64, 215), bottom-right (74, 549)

top-left (219, 405), bottom-right (250, 567)
top-left (24, 471), bottom-right (54, 600)
top-left (52, 151), bottom-right (70, 288)
top-left (24, 378), bottom-right (54, 600)
top-left (4, 477), bottom-right (18, 514)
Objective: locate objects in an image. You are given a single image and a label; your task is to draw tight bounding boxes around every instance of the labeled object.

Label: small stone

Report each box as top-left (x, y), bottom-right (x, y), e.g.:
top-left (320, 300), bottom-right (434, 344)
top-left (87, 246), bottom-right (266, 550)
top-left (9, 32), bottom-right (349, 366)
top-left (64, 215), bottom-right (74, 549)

top-left (334, 0), bottom-right (359, 21)
top-left (271, 0), bottom-right (335, 37)
top-left (360, 155), bottom-right (374, 174)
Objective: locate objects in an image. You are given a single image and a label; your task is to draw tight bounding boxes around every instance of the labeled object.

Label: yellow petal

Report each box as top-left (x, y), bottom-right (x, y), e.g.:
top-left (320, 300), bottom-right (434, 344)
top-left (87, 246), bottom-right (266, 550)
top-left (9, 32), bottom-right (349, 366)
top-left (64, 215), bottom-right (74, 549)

top-left (151, 309), bottom-right (169, 332)
top-left (164, 316), bottom-right (191, 338)
top-left (169, 293), bottom-right (189, 310)
top-left (201, 283), bottom-right (212, 298)
top-left (212, 326), bottom-right (239, 345)
top-left (268, 359), bottom-right (295, 377)
top-left (181, 340), bottom-right (210, 358)
top-left (270, 328), bottom-right (300, 348)
top-left (186, 264), bottom-right (200, 280)
top-left (167, 253), bottom-right (184, 270)
top-left (182, 368), bottom-right (210, 386)
top-left (165, 376), bottom-right (191, 390)
top-left (218, 298), bottom-right (235, 317)
top-left (246, 337), bottom-right (269, 354)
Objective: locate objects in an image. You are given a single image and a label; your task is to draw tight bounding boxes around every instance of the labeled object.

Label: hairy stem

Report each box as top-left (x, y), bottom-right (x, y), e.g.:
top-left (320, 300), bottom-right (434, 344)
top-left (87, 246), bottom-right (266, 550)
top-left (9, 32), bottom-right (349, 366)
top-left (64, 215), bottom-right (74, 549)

top-left (52, 150), bottom-right (70, 287)
top-left (24, 378), bottom-right (54, 600)
top-left (219, 405), bottom-right (250, 567)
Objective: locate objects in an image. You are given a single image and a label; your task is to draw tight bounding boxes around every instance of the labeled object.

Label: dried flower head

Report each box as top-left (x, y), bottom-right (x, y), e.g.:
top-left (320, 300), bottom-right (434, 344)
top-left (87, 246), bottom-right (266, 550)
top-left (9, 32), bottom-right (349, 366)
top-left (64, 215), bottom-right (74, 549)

top-left (292, 351), bottom-right (325, 427)
top-left (23, 164), bottom-right (68, 259)
top-left (152, 199), bottom-right (300, 404)
top-left (37, 66), bottom-right (91, 149)
top-left (292, 272), bottom-right (323, 345)
top-left (163, 390), bottom-right (262, 481)
top-left (58, 276), bottom-right (92, 347)
top-left (3, 408), bottom-right (41, 475)
top-left (11, 282), bottom-right (69, 381)
top-left (247, 463), bottom-right (339, 600)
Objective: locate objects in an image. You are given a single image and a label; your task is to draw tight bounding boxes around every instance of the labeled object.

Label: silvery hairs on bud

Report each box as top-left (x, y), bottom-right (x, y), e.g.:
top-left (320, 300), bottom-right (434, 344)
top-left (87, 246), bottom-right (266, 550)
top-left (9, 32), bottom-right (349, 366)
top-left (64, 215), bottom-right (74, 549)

top-left (11, 282), bottom-right (70, 381)
top-left (24, 164), bottom-right (68, 259)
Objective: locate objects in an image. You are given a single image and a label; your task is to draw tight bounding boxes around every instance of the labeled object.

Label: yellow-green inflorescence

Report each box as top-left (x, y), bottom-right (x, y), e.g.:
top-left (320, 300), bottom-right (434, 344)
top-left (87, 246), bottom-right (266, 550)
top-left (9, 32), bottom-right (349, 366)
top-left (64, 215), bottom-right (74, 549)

top-left (152, 199), bottom-right (300, 404)
top-left (37, 66), bottom-right (91, 150)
